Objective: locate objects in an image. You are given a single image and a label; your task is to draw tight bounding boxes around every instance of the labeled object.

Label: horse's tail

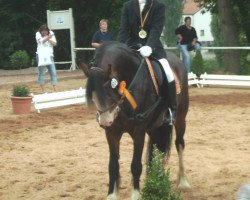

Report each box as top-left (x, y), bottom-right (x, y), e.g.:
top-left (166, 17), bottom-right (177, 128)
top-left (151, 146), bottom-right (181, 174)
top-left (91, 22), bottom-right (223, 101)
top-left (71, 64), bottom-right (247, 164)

top-left (146, 123), bottom-right (173, 165)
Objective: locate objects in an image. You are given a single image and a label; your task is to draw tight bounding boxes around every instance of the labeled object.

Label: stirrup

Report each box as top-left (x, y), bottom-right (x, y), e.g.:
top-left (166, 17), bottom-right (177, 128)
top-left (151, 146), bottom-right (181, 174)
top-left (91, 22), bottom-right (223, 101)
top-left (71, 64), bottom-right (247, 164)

top-left (166, 108), bottom-right (175, 126)
top-left (168, 108), bottom-right (174, 125)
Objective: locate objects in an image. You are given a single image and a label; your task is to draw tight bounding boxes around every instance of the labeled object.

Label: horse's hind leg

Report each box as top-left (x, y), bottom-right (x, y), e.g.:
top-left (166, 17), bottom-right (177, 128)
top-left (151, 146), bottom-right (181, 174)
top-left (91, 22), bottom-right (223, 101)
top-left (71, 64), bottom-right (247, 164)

top-left (147, 123), bottom-right (173, 163)
top-left (175, 117), bottom-right (191, 189)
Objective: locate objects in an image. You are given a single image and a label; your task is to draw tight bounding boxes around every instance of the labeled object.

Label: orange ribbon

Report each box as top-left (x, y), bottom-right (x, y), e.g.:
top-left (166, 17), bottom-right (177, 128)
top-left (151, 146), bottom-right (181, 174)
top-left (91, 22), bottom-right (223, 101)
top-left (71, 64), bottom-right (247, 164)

top-left (119, 81), bottom-right (137, 110)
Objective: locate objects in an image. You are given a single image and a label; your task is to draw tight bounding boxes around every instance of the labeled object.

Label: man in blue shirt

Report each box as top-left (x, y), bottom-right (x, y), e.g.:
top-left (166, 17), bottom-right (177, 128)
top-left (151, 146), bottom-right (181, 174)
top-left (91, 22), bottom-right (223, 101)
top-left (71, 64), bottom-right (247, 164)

top-left (91, 19), bottom-right (113, 48)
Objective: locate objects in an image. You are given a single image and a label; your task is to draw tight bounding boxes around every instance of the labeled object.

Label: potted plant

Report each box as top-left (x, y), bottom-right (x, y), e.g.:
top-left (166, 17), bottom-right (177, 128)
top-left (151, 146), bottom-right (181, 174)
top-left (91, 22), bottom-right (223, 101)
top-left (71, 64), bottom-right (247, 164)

top-left (11, 84), bottom-right (33, 114)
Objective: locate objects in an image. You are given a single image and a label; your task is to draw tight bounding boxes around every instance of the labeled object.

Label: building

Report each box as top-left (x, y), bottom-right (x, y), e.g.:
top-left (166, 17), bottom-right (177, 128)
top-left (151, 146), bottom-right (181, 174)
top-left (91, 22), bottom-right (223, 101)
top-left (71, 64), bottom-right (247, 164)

top-left (182, 0), bottom-right (214, 46)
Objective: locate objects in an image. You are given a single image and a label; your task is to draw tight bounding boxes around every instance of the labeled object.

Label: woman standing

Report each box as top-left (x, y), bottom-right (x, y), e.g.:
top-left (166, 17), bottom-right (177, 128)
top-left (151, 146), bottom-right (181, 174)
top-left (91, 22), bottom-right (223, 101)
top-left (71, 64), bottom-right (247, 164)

top-left (36, 24), bottom-right (57, 92)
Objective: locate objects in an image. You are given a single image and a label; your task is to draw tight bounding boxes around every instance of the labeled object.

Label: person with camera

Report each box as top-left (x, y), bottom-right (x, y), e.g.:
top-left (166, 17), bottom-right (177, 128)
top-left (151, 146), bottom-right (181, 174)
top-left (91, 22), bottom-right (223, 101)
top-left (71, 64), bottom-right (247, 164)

top-left (36, 24), bottom-right (57, 93)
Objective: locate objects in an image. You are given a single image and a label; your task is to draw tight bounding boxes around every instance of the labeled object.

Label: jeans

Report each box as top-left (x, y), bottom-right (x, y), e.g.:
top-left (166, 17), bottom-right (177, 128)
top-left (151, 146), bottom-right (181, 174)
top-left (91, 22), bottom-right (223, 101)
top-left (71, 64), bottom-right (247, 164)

top-left (177, 43), bottom-right (201, 73)
top-left (37, 57), bottom-right (57, 85)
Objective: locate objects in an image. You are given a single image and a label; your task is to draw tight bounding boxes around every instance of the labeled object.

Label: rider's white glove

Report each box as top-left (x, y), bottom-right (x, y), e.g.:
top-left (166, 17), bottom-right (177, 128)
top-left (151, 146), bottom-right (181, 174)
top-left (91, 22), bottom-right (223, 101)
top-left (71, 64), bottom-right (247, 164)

top-left (138, 46), bottom-right (152, 57)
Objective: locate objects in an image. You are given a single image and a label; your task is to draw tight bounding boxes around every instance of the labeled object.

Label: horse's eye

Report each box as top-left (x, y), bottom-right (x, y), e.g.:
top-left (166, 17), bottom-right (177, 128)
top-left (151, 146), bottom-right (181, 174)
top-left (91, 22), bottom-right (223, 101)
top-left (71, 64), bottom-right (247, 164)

top-left (111, 78), bottom-right (118, 89)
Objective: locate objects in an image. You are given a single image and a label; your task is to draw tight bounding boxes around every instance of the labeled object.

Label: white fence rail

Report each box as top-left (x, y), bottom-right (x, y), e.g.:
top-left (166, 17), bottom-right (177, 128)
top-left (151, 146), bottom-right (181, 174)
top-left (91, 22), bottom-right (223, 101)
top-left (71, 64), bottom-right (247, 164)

top-left (74, 46), bottom-right (250, 51)
top-left (188, 72), bottom-right (250, 88)
top-left (31, 72), bottom-right (249, 113)
top-left (34, 45), bottom-right (250, 113)
top-left (32, 88), bottom-right (86, 113)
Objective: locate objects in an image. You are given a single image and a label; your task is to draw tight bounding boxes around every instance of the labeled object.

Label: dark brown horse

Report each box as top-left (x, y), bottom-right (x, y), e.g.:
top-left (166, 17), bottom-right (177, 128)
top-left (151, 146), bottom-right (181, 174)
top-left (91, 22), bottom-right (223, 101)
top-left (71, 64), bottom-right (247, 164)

top-left (80, 41), bottom-right (190, 200)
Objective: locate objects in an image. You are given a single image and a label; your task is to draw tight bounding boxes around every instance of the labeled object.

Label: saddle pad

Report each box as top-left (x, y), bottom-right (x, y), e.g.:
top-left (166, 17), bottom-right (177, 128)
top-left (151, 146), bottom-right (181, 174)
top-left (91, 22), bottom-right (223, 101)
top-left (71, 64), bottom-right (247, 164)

top-left (151, 59), bottom-right (181, 94)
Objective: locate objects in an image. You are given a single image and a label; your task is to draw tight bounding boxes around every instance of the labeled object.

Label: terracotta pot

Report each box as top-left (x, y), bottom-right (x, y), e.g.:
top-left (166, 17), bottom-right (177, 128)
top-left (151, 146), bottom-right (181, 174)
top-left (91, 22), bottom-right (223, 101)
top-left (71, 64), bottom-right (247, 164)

top-left (11, 96), bottom-right (33, 114)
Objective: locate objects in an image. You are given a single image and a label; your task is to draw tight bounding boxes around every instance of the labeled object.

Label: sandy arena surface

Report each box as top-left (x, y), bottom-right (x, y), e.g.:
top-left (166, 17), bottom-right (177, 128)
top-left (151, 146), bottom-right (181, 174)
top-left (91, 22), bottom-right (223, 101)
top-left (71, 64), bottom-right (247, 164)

top-left (0, 69), bottom-right (250, 200)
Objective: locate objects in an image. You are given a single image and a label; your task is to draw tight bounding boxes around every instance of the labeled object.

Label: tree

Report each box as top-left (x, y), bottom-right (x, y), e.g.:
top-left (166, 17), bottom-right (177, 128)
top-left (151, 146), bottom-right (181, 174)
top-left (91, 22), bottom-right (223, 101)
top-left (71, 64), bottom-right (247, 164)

top-left (195, 0), bottom-right (242, 73)
top-left (0, 0), bottom-right (47, 68)
top-left (162, 0), bottom-right (184, 47)
top-left (217, 0), bottom-right (240, 73)
top-left (210, 14), bottom-right (224, 67)
top-left (231, 0), bottom-right (250, 46)
top-left (0, 0), bottom-right (124, 69)
top-left (195, 0), bottom-right (250, 44)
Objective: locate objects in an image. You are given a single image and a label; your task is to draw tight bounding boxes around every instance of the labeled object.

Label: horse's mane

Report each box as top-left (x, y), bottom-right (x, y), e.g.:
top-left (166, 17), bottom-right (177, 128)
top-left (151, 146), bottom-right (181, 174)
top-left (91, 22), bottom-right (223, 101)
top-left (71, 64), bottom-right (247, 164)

top-left (86, 41), bottom-right (141, 106)
top-left (95, 41), bottom-right (140, 65)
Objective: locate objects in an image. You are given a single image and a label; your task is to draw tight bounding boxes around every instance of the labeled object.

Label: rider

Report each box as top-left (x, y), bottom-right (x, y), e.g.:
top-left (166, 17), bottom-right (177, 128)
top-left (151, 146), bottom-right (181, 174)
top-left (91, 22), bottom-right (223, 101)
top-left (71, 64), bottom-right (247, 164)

top-left (117, 0), bottom-right (177, 125)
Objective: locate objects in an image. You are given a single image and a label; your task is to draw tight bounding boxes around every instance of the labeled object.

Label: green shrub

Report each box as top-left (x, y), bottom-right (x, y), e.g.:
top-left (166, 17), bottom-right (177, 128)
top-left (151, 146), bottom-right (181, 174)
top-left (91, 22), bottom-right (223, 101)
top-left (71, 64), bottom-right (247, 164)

top-left (190, 50), bottom-right (204, 76)
top-left (240, 52), bottom-right (250, 75)
top-left (203, 59), bottom-right (222, 74)
top-left (12, 85), bottom-right (30, 97)
top-left (10, 50), bottom-right (30, 70)
top-left (140, 146), bottom-right (182, 200)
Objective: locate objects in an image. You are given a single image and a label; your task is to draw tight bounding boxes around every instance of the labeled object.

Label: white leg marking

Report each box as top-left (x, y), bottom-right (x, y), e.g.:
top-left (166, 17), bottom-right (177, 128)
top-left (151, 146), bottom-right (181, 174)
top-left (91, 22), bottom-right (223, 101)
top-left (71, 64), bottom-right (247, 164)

top-left (131, 189), bottom-right (140, 200)
top-left (177, 145), bottom-right (191, 189)
top-left (178, 175), bottom-right (191, 190)
top-left (107, 182), bottom-right (119, 200)
top-left (107, 193), bottom-right (118, 200)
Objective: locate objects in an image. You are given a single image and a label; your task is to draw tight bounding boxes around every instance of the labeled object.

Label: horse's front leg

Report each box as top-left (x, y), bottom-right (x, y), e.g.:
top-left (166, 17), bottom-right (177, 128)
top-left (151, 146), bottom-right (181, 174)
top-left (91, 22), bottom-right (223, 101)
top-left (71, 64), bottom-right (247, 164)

top-left (106, 130), bottom-right (122, 200)
top-left (175, 118), bottom-right (191, 190)
top-left (130, 131), bottom-right (146, 200)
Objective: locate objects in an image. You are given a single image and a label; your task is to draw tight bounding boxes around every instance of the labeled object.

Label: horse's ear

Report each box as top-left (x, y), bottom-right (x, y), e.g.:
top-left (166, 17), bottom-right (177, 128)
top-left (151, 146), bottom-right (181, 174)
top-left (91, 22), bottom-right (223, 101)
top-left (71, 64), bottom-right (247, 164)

top-left (79, 60), bottom-right (89, 77)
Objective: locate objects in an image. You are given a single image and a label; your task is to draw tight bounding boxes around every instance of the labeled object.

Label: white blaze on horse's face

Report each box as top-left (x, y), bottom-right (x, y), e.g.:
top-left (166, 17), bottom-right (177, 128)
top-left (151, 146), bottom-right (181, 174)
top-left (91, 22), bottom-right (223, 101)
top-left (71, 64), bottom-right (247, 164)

top-left (92, 92), bottom-right (102, 110)
top-left (96, 107), bottom-right (120, 127)
top-left (97, 110), bottom-right (115, 127)
top-left (92, 92), bottom-right (119, 127)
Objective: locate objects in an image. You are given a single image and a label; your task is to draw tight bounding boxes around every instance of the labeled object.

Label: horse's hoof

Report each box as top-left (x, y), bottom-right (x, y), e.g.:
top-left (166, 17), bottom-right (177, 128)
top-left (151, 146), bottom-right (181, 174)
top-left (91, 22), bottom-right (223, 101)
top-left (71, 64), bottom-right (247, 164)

top-left (131, 189), bottom-right (140, 200)
top-left (107, 193), bottom-right (118, 200)
top-left (178, 176), bottom-right (191, 190)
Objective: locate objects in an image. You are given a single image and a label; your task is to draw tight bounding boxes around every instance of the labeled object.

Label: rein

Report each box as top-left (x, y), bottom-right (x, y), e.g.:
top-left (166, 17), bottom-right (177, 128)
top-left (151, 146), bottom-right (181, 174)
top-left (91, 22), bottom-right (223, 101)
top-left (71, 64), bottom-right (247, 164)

top-left (118, 57), bottom-right (162, 122)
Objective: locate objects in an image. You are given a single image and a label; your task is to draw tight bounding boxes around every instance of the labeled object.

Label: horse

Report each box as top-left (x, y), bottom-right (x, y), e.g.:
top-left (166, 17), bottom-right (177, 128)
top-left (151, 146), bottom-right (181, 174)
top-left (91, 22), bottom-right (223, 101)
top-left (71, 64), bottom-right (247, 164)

top-left (80, 41), bottom-right (190, 200)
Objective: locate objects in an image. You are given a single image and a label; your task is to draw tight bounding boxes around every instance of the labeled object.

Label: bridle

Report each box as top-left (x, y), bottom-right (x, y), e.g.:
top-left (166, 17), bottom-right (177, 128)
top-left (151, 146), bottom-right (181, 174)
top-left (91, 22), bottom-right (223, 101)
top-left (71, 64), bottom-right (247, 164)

top-left (89, 56), bottom-right (162, 122)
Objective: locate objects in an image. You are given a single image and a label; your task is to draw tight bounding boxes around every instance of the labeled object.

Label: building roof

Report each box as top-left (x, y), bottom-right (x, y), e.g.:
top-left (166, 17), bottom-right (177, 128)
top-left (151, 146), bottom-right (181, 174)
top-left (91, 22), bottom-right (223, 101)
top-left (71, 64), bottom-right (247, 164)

top-left (183, 0), bottom-right (202, 15)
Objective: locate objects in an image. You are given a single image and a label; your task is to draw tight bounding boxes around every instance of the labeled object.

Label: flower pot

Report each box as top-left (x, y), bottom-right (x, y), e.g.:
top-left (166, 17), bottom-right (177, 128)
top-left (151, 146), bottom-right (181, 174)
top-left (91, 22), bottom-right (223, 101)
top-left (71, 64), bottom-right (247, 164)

top-left (11, 96), bottom-right (33, 114)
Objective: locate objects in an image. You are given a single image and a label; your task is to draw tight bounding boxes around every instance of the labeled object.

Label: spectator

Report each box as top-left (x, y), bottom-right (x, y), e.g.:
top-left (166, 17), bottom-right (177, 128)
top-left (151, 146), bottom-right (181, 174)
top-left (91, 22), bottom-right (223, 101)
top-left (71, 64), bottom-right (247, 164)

top-left (36, 24), bottom-right (57, 92)
top-left (175, 16), bottom-right (201, 73)
top-left (118, 0), bottom-right (177, 125)
top-left (91, 19), bottom-right (113, 48)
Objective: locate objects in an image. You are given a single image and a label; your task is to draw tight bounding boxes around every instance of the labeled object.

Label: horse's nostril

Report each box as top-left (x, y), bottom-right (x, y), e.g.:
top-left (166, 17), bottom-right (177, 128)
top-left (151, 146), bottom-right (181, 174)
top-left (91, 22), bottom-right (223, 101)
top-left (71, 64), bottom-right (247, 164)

top-left (100, 125), bottom-right (107, 129)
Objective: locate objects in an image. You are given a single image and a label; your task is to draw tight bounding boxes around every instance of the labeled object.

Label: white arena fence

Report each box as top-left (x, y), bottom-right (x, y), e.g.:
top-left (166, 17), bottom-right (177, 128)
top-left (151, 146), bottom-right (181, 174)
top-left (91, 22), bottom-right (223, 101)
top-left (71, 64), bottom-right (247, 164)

top-left (188, 72), bottom-right (250, 88)
top-left (32, 87), bottom-right (86, 113)
top-left (75, 46), bottom-right (250, 88)
top-left (31, 72), bottom-right (250, 113)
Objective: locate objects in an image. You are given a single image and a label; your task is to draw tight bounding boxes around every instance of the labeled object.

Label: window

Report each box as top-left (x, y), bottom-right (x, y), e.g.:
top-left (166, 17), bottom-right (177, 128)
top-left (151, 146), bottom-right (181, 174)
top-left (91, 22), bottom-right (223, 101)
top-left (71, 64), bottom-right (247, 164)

top-left (200, 30), bottom-right (205, 36)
